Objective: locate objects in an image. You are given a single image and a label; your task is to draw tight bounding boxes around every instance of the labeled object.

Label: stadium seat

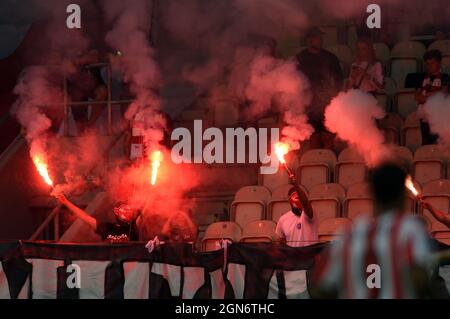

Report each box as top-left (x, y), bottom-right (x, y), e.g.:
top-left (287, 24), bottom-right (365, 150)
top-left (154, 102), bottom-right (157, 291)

top-left (420, 180), bottom-right (450, 233)
top-left (390, 145), bottom-right (413, 171)
top-left (344, 182), bottom-right (374, 220)
top-left (379, 112), bottom-right (403, 145)
top-left (413, 145), bottom-right (446, 186)
top-left (375, 77), bottom-right (396, 112)
top-left (396, 89), bottom-right (417, 119)
top-left (309, 183), bottom-right (345, 224)
top-left (326, 44), bottom-right (353, 75)
top-left (268, 184), bottom-right (308, 222)
top-left (240, 220), bottom-right (277, 243)
top-left (261, 151), bottom-right (299, 191)
top-left (297, 149), bottom-right (337, 191)
top-left (401, 112), bottom-right (422, 152)
top-left (318, 218), bottom-right (352, 242)
top-left (201, 222), bottom-right (242, 252)
top-left (231, 185), bottom-right (271, 229)
top-left (335, 148), bottom-right (368, 189)
top-left (374, 42), bottom-right (391, 65)
top-left (389, 41), bottom-right (426, 88)
top-left (428, 40), bottom-right (450, 55)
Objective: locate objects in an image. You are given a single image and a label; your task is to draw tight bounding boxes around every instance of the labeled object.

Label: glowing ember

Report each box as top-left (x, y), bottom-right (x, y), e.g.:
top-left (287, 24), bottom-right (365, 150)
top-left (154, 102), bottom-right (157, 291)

top-left (150, 151), bottom-right (162, 186)
top-left (405, 175), bottom-right (419, 197)
top-left (274, 141), bottom-right (289, 164)
top-left (32, 156), bottom-right (53, 187)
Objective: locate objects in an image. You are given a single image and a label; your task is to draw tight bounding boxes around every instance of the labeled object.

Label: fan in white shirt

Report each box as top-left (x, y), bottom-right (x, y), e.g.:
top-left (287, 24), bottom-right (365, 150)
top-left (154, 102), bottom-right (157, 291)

top-left (275, 176), bottom-right (318, 247)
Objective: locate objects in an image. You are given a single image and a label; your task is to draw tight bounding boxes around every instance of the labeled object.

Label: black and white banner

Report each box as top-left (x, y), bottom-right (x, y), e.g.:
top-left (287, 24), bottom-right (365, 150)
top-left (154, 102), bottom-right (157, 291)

top-left (0, 240), bottom-right (448, 299)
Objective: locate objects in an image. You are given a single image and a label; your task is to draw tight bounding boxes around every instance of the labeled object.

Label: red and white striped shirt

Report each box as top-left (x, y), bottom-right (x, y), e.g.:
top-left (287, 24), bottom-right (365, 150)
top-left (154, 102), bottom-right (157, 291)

top-left (315, 212), bottom-right (432, 298)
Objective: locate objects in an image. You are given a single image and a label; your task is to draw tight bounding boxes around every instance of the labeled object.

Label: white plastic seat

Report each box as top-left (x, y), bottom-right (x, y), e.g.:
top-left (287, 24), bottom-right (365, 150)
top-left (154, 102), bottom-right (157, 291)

top-left (318, 218), bottom-right (352, 242)
top-left (201, 222), bottom-right (242, 252)
top-left (428, 40), bottom-right (450, 55)
top-left (309, 183), bottom-right (345, 224)
top-left (344, 182), bottom-right (374, 220)
top-left (396, 89), bottom-right (417, 119)
top-left (379, 113), bottom-right (403, 145)
top-left (391, 41), bottom-right (426, 58)
top-left (268, 184), bottom-right (308, 222)
top-left (240, 220), bottom-right (277, 243)
top-left (389, 42), bottom-right (425, 87)
top-left (374, 42), bottom-right (391, 64)
top-left (335, 148), bottom-right (368, 189)
top-left (401, 112), bottom-right (422, 152)
top-left (231, 185), bottom-right (271, 229)
top-left (413, 145), bottom-right (446, 186)
top-left (420, 180), bottom-right (450, 233)
top-left (390, 145), bottom-right (413, 171)
top-left (297, 149), bottom-right (337, 191)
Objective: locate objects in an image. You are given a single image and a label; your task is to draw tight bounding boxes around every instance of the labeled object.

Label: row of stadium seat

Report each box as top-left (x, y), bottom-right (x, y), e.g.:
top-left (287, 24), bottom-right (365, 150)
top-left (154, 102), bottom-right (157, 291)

top-left (200, 218), bottom-right (353, 252)
top-left (263, 145), bottom-right (450, 193)
top-left (201, 178), bottom-right (450, 251)
top-left (325, 40), bottom-right (450, 88)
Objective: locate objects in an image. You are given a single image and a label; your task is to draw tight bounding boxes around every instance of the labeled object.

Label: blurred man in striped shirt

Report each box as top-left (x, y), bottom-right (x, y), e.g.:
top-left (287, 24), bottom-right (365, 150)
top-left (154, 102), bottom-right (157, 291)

top-left (313, 163), bottom-right (442, 298)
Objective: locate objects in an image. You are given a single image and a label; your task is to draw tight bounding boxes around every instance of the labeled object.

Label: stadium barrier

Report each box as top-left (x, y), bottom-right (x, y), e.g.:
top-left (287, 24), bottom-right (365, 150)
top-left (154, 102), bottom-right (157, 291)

top-left (0, 240), bottom-right (449, 299)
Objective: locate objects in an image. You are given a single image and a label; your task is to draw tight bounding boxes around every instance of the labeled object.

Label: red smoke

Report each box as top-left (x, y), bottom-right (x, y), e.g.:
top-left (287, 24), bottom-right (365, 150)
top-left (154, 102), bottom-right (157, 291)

top-left (324, 89), bottom-right (390, 166)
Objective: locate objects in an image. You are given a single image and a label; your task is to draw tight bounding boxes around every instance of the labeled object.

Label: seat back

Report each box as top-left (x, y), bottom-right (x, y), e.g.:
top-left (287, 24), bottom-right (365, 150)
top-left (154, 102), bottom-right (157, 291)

top-left (336, 148), bottom-right (367, 189)
top-left (402, 112), bottom-right (422, 152)
top-left (213, 98), bottom-right (239, 126)
top-left (390, 145), bottom-right (413, 170)
top-left (241, 220), bottom-right (277, 243)
top-left (309, 183), bottom-right (346, 223)
top-left (234, 185), bottom-right (271, 202)
top-left (428, 40), bottom-right (450, 55)
top-left (298, 149), bottom-right (336, 190)
top-left (345, 182), bottom-right (374, 220)
top-left (374, 42), bottom-right (391, 63)
top-left (413, 146), bottom-right (446, 186)
top-left (396, 89), bottom-right (417, 119)
top-left (318, 218), bottom-right (352, 242)
top-left (391, 41), bottom-right (426, 58)
top-left (391, 59), bottom-right (419, 88)
top-left (202, 222), bottom-right (242, 251)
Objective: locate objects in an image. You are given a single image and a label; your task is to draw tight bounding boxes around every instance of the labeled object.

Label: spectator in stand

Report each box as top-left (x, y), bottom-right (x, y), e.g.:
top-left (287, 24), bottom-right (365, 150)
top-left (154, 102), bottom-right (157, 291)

top-left (54, 193), bottom-right (142, 243)
top-left (415, 50), bottom-right (450, 145)
top-left (296, 27), bottom-right (344, 149)
top-left (275, 174), bottom-right (318, 247)
top-left (346, 37), bottom-right (384, 95)
top-left (312, 163), bottom-right (446, 299)
top-left (420, 200), bottom-right (450, 228)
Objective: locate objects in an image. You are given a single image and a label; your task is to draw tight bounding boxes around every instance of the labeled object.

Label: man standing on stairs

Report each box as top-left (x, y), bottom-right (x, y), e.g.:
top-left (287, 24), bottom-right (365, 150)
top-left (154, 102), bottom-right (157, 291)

top-left (54, 193), bottom-right (141, 243)
top-left (275, 175), bottom-right (318, 247)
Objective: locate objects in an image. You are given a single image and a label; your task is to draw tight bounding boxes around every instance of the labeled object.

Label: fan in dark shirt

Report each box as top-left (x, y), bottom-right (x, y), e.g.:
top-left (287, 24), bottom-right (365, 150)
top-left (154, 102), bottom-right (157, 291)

top-left (54, 194), bottom-right (141, 243)
top-left (296, 27), bottom-right (344, 149)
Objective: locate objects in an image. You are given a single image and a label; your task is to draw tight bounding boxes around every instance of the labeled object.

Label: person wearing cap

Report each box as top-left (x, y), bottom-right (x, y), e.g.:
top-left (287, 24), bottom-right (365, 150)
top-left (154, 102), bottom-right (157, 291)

top-left (296, 27), bottom-right (344, 149)
top-left (54, 193), bottom-right (141, 242)
top-left (275, 175), bottom-right (318, 247)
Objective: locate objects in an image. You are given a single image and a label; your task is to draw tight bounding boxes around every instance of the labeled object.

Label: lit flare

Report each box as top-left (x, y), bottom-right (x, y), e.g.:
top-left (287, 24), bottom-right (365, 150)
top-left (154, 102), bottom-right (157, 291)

top-left (32, 155), bottom-right (53, 187)
top-left (150, 151), bottom-right (162, 186)
top-left (274, 142), bottom-right (289, 164)
top-left (405, 175), bottom-right (419, 197)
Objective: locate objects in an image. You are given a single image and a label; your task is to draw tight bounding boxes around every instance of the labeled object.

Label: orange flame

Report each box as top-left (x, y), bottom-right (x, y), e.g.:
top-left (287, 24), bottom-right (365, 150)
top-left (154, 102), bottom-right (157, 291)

top-left (150, 151), bottom-right (162, 186)
top-left (32, 155), bottom-right (53, 187)
top-left (405, 175), bottom-right (419, 197)
top-left (274, 141), bottom-right (289, 164)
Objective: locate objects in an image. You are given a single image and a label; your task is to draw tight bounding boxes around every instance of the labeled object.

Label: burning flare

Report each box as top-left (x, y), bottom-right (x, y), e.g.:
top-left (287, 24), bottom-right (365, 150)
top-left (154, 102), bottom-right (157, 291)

top-left (274, 141), bottom-right (289, 164)
top-left (32, 155), bottom-right (53, 187)
top-left (150, 150), bottom-right (162, 186)
top-left (405, 175), bottom-right (419, 197)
